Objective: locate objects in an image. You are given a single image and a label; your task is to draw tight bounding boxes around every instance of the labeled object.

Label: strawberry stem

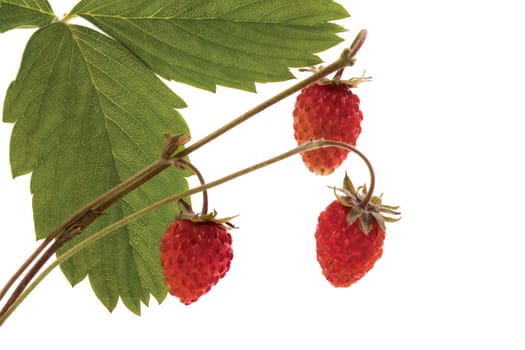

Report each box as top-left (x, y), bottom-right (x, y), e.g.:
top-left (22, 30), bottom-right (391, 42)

top-left (176, 159), bottom-right (209, 215)
top-left (333, 29), bottom-right (367, 82)
top-left (0, 139), bottom-right (375, 326)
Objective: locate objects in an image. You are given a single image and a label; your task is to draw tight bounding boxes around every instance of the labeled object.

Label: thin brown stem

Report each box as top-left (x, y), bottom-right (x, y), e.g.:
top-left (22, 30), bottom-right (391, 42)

top-left (176, 159), bottom-right (209, 214)
top-left (0, 237), bottom-right (50, 302)
top-left (333, 29), bottom-right (368, 82)
top-left (0, 210), bottom-right (102, 317)
top-left (133, 139), bottom-right (376, 223)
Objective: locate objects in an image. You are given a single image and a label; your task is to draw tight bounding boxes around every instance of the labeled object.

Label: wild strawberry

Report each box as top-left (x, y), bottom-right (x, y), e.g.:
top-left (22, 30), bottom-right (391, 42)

top-left (160, 215), bottom-right (234, 305)
top-left (315, 174), bottom-right (400, 287)
top-left (293, 80), bottom-right (363, 175)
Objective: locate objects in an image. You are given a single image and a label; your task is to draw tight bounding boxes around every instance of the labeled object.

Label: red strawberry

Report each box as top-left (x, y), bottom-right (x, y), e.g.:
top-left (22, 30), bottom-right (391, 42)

top-left (160, 219), bottom-right (233, 305)
top-left (293, 81), bottom-right (363, 175)
top-left (315, 174), bottom-right (400, 287)
top-left (316, 201), bottom-right (384, 287)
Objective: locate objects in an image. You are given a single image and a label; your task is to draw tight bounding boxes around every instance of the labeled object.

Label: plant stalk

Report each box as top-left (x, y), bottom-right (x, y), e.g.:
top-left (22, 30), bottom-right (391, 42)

top-left (176, 159), bottom-right (209, 214)
top-left (0, 139), bottom-right (375, 326)
top-left (177, 29), bottom-right (367, 158)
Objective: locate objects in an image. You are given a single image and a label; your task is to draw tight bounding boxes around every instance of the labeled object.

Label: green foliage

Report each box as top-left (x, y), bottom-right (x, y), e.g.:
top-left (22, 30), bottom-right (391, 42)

top-left (0, 0), bottom-right (55, 33)
top-left (1, 0), bottom-right (350, 314)
top-left (3, 23), bottom-right (189, 313)
top-left (71, 0), bottom-right (349, 91)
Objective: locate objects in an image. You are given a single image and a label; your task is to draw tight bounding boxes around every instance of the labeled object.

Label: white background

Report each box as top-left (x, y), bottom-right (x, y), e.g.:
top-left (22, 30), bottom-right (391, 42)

top-left (1, 1), bottom-right (524, 348)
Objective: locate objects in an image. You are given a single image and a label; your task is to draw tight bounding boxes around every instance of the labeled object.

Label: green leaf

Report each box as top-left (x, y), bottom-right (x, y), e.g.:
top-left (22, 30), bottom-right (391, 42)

top-left (0, 0), bottom-right (55, 33)
top-left (3, 22), bottom-right (190, 314)
top-left (70, 0), bottom-right (349, 92)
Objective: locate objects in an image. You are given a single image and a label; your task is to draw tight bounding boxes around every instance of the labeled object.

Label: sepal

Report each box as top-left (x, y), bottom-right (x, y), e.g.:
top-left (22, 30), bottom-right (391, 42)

top-left (332, 172), bottom-right (401, 234)
top-left (177, 200), bottom-right (238, 229)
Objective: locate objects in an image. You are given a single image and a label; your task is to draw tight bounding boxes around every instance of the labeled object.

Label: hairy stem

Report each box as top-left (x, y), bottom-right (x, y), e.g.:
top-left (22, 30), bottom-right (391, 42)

top-left (0, 139), bottom-right (374, 326)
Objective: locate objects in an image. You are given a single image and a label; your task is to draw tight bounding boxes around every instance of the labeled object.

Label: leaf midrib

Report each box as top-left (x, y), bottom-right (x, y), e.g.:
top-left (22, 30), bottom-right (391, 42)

top-left (68, 25), bottom-right (139, 305)
top-left (77, 13), bottom-right (329, 26)
top-left (69, 26), bottom-right (162, 162)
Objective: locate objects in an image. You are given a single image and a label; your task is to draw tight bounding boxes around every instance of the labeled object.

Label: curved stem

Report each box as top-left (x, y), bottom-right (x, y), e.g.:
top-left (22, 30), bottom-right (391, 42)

top-left (360, 180), bottom-right (375, 209)
top-left (0, 139), bottom-right (374, 326)
top-left (177, 159), bottom-right (209, 214)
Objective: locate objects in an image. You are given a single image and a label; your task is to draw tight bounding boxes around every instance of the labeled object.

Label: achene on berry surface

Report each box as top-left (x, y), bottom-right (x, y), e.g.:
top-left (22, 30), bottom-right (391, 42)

top-left (293, 81), bottom-right (363, 175)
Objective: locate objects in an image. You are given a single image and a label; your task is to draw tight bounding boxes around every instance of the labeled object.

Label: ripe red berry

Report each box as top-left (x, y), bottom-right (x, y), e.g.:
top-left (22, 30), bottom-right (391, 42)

top-left (315, 200), bottom-right (385, 287)
top-left (160, 220), bottom-right (233, 305)
top-left (293, 82), bottom-right (363, 175)
top-left (315, 174), bottom-right (400, 287)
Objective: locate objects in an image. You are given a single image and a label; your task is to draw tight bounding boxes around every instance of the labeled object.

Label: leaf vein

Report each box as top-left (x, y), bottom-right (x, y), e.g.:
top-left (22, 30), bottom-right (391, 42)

top-left (3, 0), bottom-right (53, 16)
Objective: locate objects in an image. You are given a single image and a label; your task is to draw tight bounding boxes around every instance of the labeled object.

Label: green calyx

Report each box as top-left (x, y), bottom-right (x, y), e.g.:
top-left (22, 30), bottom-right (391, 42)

top-left (318, 73), bottom-right (372, 87)
top-left (300, 65), bottom-right (372, 87)
top-left (177, 200), bottom-right (238, 229)
top-left (333, 173), bottom-right (401, 234)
